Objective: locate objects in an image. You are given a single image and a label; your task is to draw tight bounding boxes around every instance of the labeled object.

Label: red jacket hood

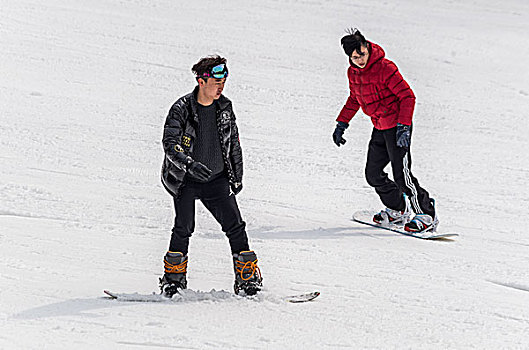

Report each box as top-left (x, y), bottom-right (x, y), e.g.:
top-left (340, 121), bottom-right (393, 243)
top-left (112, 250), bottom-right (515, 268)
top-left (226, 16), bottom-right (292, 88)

top-left (349, 42), bottom-right (385, 72)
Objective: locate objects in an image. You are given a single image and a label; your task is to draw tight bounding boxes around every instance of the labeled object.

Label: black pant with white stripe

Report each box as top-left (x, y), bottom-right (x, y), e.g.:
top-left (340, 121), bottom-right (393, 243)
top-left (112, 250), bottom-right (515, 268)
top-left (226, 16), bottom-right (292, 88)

top-left (365, 126), bottom-right (435, 217)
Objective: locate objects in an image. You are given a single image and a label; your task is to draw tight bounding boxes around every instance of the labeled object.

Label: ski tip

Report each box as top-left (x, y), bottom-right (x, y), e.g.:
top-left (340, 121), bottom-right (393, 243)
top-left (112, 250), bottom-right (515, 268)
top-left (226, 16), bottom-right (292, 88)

top-left (427, 234), bottom-right (459, 240)
top-left (285, 291), bottom-right (321, 303)
top-left (103, 290), bottom-right (118, 299)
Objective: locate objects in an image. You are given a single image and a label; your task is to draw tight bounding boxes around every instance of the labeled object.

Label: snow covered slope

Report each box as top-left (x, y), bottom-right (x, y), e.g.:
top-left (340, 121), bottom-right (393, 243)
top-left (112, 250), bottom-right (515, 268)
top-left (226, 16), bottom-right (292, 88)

top-left (1, 0), bottom-right (529, 348)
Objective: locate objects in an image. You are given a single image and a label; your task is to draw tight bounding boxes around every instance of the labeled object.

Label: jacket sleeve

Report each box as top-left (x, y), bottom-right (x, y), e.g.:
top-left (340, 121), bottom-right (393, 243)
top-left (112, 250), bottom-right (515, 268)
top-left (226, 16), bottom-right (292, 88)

top-left (384, 63), bottom-right (415, 125)
top-left (230, 112), bottom-right (243, 182)
top-left (163, 99), bottom-right (190, 170)
top-left (336, 69), bottom-right (360, 124)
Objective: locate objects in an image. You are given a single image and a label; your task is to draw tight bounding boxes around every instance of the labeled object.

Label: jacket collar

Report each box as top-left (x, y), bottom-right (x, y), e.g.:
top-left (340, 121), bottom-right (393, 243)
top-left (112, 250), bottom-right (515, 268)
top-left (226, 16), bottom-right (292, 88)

top-left (191, 85), bottom-right (230, 113)
top-left (189, 86), bottom-right (200, 120)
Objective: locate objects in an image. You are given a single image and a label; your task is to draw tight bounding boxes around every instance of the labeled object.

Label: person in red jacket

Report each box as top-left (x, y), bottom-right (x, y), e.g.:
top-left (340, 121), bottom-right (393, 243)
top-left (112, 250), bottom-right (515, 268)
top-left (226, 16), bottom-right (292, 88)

top-left (333, 29), bottom-right (437, 233)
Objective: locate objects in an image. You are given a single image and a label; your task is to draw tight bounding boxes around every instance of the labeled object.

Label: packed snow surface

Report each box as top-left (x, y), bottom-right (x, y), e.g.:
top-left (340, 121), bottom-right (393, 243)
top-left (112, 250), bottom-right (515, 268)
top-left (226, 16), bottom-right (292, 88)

top-left (1, 0), bottom-right (529, 348)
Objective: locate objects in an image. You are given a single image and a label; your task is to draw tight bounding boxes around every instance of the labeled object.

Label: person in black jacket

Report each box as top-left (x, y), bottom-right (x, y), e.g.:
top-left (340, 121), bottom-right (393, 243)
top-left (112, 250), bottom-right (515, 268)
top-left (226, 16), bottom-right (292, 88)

top-left (159, 55), bottom-right (262, 297)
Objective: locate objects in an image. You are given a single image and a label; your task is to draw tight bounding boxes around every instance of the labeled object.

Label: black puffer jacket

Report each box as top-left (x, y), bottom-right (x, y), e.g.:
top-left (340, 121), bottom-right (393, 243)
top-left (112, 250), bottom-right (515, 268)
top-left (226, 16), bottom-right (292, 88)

top-left (161, 87), bottom-right (243, 198)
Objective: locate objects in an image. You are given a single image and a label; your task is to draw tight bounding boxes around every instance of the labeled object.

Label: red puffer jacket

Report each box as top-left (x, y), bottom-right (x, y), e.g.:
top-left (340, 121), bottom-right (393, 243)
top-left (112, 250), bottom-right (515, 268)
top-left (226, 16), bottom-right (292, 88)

top-left (336, 42), bottom-right (415, 130)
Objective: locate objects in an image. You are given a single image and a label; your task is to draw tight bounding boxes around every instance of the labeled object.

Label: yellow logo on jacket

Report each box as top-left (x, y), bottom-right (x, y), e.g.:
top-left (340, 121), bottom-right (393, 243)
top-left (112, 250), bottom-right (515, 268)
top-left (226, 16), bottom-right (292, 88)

top-left (182, 135), bottom-right (191, 147)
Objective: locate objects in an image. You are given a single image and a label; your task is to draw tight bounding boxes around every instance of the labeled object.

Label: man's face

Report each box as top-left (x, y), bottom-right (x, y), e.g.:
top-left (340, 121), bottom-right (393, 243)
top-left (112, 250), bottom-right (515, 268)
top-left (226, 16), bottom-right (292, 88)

top-left (350, 45), bottom-right (369, 68)
top-left (199, 77), bottom-right (226, 100)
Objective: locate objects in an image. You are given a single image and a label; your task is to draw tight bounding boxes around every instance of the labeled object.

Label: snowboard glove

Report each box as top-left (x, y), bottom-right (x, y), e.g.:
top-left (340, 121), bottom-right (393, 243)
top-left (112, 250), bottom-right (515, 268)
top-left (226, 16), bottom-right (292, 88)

top-left (185, 157), bottom-right (212, 182)
top-left (231, 182), bottom-right (243, 195)
top-left (396, 123), bottom-right (411, 149)
top-left (333, 121), bottom-right (349, 147)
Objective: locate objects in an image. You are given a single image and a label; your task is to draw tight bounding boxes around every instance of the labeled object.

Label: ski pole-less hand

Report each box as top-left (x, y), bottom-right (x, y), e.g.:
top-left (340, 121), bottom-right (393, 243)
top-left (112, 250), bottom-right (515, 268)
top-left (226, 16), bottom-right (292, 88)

top-left (185, 157), bottom-right (212, 182)
top-left (231, 182), bottom-right (243, 195)
top-left (396, 123), bottom-right (411, 149)
top-left (333, 121), bottom-right (349, 147)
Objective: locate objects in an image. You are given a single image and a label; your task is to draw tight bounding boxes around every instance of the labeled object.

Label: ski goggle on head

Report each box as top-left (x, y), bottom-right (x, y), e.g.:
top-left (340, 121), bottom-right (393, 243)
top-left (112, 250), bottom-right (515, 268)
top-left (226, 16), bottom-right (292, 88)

top-left (199, 64), bottom-right (229, 79)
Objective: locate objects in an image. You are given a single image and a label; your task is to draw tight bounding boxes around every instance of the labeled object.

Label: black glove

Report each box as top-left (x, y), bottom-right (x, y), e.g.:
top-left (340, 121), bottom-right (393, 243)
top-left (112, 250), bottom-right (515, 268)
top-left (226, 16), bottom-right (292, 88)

top-left (333, 121), bottom-right (349, 147)
top-left (396, 123), bottom-right (411, 148)
top-left (231, 182), bottom-right (243, 195)
top-left (186, 158), bottom-right (212, 182)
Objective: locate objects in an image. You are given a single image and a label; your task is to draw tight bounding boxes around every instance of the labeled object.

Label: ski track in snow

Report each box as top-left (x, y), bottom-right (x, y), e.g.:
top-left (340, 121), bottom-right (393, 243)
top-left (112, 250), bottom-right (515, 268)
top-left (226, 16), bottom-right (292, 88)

top-left (2, 0), bottom-right (529, 348)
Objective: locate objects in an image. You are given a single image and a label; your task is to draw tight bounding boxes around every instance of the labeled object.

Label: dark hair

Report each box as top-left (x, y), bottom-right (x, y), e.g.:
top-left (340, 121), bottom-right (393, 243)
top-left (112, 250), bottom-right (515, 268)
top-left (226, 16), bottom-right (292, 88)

top-left (191, 55), bottom-right (227, 79)
top-left (341, 28), bottom-right (368, 56)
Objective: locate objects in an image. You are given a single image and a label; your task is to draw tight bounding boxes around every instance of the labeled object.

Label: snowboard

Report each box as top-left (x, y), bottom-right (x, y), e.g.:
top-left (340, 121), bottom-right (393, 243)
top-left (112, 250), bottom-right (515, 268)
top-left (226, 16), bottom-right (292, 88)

top-left (352, 210), bottom-right (458, 240)
top-left (103, 289), bottom-right (320, 304)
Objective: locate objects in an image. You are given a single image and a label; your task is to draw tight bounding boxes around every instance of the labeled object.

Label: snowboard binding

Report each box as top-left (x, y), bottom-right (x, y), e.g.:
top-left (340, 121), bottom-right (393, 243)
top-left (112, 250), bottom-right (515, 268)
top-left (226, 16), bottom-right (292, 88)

top-left (233, 251), bottom-right (262, 296)
top-left (160, 251), bottom-right (188, 298)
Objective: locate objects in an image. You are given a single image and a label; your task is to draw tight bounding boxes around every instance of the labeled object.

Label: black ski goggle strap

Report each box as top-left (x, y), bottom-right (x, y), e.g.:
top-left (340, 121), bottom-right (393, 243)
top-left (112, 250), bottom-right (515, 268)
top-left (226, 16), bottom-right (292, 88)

top-left (199, 64), bottom-right (228, 79)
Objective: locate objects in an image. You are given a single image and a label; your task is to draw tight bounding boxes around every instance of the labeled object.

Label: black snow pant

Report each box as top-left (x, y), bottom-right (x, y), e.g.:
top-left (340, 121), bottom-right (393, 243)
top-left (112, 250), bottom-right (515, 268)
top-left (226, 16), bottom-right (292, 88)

top-left (365, 126), bottom-right (435, 217)
top-left (169, 174), bottom-right (250, 256)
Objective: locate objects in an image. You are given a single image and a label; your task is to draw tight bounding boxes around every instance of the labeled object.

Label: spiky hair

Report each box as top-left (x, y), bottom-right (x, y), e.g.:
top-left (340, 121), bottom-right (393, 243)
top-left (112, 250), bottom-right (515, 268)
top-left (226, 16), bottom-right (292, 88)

top-left (341, 28), bottom-right (368, 56)
top-left (191, 55), bottom-right (227, 78)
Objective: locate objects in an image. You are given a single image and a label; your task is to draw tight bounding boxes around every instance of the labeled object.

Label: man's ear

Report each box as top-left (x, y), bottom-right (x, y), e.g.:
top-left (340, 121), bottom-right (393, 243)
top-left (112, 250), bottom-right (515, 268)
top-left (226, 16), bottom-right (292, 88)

top-left (197, 77), bottom-right (206, 86)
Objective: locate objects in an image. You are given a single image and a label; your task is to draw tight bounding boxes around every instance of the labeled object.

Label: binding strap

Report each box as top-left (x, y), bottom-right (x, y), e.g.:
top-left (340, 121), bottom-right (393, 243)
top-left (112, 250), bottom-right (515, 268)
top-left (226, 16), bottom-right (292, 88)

top-left (164, 257), bottom-right (188, 274)
top-left (234, 257), bottom-right (261, 281)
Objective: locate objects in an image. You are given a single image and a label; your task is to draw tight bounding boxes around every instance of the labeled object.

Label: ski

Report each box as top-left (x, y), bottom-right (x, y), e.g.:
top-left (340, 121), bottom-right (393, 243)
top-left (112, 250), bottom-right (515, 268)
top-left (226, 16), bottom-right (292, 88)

top-left (103, 289), bottom-right (320, 303)
top-left (352, 210), bottom-right (458, 240)
top-left (284, 291), bottom-right (320, 303)
top-left (104, 290), bottom-right (168, 302)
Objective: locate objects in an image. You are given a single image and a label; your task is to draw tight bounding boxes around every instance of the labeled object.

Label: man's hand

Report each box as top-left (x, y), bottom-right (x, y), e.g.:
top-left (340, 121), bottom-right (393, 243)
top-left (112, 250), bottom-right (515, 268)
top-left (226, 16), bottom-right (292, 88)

top-left (396, 123), bottom-right (411, 148)
top-left (186, 158), bottom-right (212, 182)
top-left (231, 182), bottom-right (243, 195)
top-left (333, 121), bottom-right (349, 147)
